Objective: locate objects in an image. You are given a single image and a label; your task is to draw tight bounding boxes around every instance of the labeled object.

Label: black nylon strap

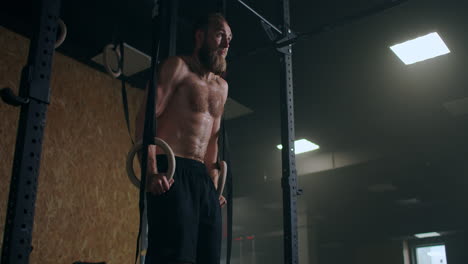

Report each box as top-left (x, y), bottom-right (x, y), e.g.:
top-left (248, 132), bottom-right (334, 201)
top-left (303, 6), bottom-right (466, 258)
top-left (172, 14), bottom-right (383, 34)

top-left (217, 4), bottom-right (232, 263)
top-left (119, 42), bottom-right (134, 145)
top-left (135, 1), bottom-right (165, 263)
top-left (220, 118), bottom-right (233, 264)
top-left (116, 41), bottom-right (141, 262)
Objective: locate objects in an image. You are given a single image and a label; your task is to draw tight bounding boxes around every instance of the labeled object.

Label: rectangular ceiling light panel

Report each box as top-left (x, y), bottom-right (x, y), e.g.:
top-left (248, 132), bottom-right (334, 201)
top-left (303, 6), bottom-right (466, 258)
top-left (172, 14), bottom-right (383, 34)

top-left (414, 232), bottom-right (441, 238)
top-left (277, 139), bottom-right (319, 154)
top-left (390, 32), bottom-right (450, 65)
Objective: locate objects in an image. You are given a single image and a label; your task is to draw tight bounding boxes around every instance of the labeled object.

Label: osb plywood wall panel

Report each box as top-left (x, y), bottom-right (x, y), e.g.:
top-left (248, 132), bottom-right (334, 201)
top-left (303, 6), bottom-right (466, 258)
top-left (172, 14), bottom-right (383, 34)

top-left (0, 26), bottom-right (145, 263)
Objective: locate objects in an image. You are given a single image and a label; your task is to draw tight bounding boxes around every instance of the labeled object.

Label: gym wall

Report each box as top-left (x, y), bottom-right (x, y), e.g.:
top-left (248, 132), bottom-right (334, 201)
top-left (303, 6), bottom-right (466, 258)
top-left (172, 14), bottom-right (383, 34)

top-left (318, 240), bottom-right (405, 264)
top-left (353, 241), bottom-right (404, 264)
top-left (0, 26), bottom-right (145, 263)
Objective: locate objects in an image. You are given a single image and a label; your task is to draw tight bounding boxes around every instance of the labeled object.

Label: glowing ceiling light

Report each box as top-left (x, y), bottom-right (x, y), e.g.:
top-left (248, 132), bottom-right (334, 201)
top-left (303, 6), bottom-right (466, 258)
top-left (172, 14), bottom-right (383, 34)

top-left (277, 139), bottom-right (319, 154)
top-left (414, 232), bottom-right (441, 238)
top-left (390, 32), bottom-right (450, 65)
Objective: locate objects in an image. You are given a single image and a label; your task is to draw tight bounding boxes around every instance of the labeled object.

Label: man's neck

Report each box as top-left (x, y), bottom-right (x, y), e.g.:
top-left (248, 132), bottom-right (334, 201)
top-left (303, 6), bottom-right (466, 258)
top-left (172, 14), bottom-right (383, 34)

top-left (190, 54), bottom-right (216, 81)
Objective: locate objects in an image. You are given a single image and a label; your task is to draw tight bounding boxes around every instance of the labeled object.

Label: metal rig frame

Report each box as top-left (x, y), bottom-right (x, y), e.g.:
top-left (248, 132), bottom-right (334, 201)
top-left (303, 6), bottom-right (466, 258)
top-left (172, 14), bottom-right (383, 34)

top-left (2, 0), bottom-right (408, 263)
top-left (1, 0), bottom-right (62, 263)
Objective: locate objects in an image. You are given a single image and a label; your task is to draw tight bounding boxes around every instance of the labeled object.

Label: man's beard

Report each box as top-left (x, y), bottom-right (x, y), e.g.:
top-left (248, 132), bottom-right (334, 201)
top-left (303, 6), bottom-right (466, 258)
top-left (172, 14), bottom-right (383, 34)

top-left (198, 42), bottom-right (226, 75)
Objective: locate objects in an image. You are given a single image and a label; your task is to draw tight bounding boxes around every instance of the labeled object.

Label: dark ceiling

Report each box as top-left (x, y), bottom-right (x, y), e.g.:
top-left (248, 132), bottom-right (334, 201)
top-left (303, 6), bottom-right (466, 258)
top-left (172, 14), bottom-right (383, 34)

top-left (3, 0), bottom-right (468, 250)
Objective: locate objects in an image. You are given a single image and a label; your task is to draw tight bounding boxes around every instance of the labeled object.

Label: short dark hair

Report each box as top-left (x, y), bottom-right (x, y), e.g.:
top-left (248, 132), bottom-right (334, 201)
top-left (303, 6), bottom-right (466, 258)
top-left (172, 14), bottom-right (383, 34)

top-left (192, 13), bottom-right (228, 38)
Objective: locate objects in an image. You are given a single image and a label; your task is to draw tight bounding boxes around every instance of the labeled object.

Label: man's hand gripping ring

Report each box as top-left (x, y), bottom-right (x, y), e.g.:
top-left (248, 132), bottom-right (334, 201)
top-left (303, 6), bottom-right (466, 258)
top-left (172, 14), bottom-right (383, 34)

top-left (126, 138), bottom-right (176, 189)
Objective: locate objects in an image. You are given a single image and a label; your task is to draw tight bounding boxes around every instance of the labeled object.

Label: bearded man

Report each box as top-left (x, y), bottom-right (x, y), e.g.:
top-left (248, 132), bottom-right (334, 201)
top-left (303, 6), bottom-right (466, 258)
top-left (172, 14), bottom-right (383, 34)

top-left (135, 13), bottom-right (232, 264)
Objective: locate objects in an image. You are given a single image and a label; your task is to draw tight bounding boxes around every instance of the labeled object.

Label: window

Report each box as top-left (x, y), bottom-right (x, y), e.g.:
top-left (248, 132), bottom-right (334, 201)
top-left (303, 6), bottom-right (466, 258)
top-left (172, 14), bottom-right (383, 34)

top-left (415, 244), bottom-right (447, 264)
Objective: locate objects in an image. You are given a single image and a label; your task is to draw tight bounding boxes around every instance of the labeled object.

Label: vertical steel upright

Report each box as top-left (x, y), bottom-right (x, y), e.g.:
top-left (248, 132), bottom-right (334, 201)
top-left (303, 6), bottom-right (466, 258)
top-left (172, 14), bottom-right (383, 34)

top-left (278, 0), bottom-right (299, 263)
top-left (1, 0), bottom-right (61, 263)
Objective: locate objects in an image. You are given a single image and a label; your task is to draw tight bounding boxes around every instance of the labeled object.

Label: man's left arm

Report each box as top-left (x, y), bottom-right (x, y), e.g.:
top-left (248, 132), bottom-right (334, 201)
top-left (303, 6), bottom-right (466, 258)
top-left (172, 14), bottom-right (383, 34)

top-left (204, 116), bottom-right (222, 188)
top-left (205, 79), bottom-right (228, 187)
top-left (205, 116), bottom-right (227, 207)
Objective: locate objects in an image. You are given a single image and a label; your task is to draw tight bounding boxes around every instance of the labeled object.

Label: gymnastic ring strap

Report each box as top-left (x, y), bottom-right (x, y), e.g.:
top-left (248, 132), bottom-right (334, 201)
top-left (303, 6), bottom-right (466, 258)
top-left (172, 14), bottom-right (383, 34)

top-left (55, 18), bottom-right (67, 49)
top-left (126, 137), bottom-right (176, 189)
top-left (218, 160), bottom-right (227, 197)
top-left (103, 43), bottom-right (122, 78)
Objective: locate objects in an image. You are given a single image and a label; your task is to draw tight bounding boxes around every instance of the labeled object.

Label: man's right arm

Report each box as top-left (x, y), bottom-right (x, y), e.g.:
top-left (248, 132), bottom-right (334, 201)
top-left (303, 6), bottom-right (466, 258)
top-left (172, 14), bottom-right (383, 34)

top-left (135, 56), bottom-right (186, 144)
top-left (134, 56), bottom-right (186, 193)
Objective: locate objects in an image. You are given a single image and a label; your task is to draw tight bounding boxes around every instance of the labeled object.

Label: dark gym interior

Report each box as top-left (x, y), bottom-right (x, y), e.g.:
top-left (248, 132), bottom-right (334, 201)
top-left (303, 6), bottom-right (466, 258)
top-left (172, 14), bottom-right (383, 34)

top-left (1, 0), bottom-right (468, 263)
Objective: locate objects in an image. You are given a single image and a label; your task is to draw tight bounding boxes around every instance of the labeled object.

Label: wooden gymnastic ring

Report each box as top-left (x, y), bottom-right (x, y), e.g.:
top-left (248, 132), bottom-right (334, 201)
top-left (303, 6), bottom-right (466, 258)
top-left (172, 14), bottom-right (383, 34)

top-left (218, 160), bottom-right (227, 197)
top-left (55, 18), bottom-right (67, 49)
top-left (126, 137), bottom-right (176, 189)
top-left (103, 43), bottom-right (122, 78)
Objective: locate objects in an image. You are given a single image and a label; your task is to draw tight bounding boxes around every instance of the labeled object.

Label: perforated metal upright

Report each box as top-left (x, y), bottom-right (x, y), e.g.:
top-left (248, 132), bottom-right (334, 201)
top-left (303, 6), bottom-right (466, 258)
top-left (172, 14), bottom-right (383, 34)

top-left (277, 0), bottom-right (300, 263)
top-left (234, 0), bottom-right (300, 263)
top-left (1, 0), bottom-right (61, 263)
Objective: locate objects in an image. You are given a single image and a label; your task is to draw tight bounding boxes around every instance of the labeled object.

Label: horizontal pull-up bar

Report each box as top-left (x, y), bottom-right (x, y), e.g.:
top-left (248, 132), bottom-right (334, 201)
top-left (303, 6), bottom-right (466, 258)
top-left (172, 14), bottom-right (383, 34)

top-left (230, 0), bottom-right (409, 61)
top-left (237, 0), bottom-right (283, 35)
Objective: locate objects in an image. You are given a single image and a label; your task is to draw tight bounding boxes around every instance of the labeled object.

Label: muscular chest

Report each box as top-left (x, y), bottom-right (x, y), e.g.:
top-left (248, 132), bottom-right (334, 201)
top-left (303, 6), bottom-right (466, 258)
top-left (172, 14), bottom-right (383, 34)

top-left (180, 77), bottom-right (225, 117)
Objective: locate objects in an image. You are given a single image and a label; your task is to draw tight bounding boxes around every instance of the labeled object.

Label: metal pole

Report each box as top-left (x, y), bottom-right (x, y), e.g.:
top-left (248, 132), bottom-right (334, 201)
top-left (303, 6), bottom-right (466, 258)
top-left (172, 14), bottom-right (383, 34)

top-left (251, 238), bottom-right (256, 264)
top-left (234, 0), bottom-right (300, 262)
top-left (1, 0), bottom-right (61, 263)
top-left (240, 238), bottom-right (243, 264)
top-left (278, 0), bottom-right (299, 263)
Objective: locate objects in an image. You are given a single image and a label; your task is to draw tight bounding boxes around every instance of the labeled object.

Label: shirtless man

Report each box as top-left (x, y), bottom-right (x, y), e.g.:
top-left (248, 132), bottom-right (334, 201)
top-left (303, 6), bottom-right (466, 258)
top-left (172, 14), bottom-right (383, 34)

top-left (135, 13), bottom-right (232, 264)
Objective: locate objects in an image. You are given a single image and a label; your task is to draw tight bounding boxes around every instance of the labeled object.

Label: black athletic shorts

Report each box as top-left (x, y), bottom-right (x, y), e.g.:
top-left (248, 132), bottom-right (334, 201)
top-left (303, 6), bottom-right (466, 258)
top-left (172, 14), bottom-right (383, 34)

top-left (145, 155), bottom-right (222, 264)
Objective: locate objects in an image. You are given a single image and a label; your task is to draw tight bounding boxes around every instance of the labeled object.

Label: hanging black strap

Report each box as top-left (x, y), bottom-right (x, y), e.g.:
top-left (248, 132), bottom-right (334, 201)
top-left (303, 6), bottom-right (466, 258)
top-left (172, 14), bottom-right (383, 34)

top-left (216, 4), bottom-right (232, 263)
top-left (119, 42), bottom-right (134, 145)
top-left (135, 1), bottom-right (165, 263)
top-left (219, 118), bottom-right (233, 264)
top-left (111, 23), bottom-right (139, 264)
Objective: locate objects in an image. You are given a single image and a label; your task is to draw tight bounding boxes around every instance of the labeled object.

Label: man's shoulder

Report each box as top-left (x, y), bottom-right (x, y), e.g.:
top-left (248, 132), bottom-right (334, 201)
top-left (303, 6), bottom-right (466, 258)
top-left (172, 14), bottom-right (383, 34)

top-left (158, 56), bottom-right (191, 82)
top-left (217, 75), bottom-right (228, 90)
top-left (177, 55), bottom-right (202, 75)
top-left (163, 55), bottom-right (188, 70)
